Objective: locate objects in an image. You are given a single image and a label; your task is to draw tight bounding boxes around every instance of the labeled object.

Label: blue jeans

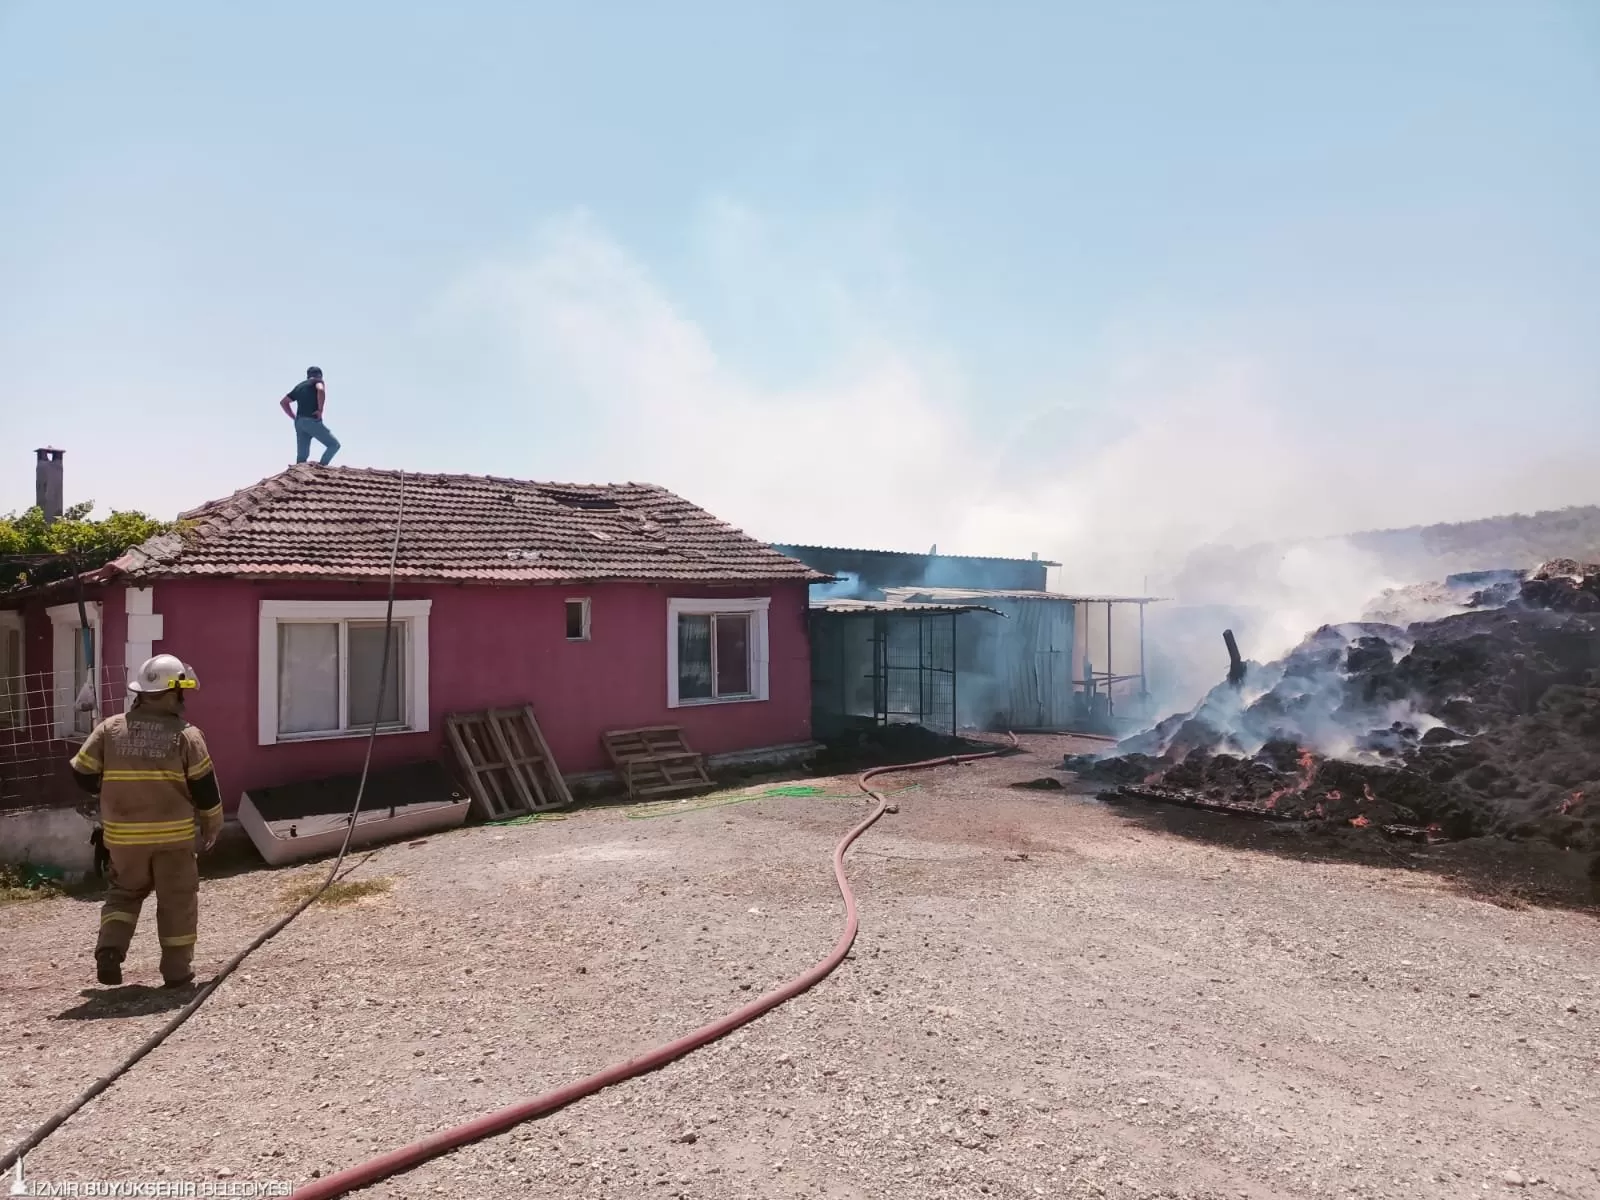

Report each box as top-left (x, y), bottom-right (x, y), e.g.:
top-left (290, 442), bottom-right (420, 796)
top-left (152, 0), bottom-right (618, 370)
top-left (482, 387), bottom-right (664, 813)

top-left (294, 417), bottom-right (340, 465)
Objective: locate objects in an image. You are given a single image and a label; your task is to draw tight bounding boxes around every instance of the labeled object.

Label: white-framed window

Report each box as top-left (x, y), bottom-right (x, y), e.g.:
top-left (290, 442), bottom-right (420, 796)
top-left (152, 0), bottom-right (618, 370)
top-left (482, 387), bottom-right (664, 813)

top-left (258, 600), bottom-right (431, 746)
top-left (0, 610), bottom-right (23, 730)
top-left (46, 601), bottom-right (101, 739)
top-left (565, 598), bottom-right (591, 641)
top-left (666, 597), bottom-right (770, 708)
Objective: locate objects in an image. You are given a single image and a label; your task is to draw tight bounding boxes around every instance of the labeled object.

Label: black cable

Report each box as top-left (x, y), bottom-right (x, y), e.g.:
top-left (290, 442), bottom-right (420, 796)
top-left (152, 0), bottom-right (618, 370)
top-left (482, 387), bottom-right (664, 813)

top-left (1, 470), bottom-right (409, 1174)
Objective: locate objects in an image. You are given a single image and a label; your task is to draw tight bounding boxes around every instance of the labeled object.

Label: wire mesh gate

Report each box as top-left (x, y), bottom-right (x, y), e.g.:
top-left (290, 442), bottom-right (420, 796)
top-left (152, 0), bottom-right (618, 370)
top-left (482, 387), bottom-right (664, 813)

top-left (874, 612), bottom-right (956, 734)
top-left (810, 610), bottom-right (958, 739)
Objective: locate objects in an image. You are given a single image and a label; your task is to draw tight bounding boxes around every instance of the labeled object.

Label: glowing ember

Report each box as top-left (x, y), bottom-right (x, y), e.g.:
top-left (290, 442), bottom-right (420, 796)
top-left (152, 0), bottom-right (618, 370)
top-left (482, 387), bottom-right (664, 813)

top-left (1255, 748), bottom-right (1325, 814)
top-left (1559, 790), bottom-right (1583, 815)
top-left (1349, 815), bottom-right (1370, 828)
top-left (1325, 789), bottom-right (1343, 803)
top-left (1362, 782), bottom-right (1378, 806)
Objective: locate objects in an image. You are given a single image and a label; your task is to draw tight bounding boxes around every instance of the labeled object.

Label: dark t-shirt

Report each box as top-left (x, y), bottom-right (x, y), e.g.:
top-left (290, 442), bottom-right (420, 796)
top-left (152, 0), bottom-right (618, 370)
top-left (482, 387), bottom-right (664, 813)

top-left (288, 378), bottom-right (322, 419)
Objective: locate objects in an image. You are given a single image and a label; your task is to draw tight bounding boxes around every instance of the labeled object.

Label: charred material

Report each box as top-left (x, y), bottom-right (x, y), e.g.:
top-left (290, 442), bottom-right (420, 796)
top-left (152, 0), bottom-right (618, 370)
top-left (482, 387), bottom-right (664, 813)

top-left (1068, 562), bottom-right (1600, 864)
top-left (1223, 628), bottom-right (1247, 688)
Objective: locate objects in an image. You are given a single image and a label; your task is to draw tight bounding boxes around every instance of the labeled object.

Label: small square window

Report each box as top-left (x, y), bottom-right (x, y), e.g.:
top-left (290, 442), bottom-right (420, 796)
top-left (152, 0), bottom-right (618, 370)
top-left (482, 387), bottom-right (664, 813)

top-left (565, 599), bottom-right (590, 641)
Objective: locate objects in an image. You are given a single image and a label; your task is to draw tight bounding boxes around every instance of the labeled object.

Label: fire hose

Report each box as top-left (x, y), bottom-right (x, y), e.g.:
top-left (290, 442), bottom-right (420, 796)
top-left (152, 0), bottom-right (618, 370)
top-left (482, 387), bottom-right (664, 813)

top-left (287, 738), bottom-right (1016, 1199)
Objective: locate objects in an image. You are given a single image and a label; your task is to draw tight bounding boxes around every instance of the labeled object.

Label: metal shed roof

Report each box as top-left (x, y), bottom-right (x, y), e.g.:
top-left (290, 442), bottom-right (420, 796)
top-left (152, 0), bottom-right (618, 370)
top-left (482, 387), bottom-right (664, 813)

top-left (776, 543), bottom-right (1062, 567)
top-left (882, 586), bottom-right (1166, 604)
top-left (811, 598), bottom-right (1005, 616)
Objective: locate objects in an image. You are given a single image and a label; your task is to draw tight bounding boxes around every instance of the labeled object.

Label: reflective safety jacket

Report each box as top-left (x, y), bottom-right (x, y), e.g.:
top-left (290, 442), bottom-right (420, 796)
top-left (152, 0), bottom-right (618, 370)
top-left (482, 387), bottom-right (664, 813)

top-left (70, 712), bottom-right (222, 848)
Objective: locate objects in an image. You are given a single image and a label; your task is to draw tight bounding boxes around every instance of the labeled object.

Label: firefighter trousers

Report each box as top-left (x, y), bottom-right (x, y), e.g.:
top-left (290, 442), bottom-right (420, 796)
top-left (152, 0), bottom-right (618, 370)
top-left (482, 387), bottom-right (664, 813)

top-left (97, 843), bottom-right (200, 983)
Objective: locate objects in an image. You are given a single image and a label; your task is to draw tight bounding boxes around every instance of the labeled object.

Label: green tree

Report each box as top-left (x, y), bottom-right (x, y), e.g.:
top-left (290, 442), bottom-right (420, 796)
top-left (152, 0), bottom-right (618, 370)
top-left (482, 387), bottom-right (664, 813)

top-left (0, 502), bottom-right (172, 590)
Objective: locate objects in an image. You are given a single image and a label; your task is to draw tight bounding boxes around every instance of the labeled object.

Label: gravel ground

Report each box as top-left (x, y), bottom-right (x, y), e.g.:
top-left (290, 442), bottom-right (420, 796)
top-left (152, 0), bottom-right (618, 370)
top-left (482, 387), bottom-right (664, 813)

top-left (4, 735), bottom-right (1597, 1199)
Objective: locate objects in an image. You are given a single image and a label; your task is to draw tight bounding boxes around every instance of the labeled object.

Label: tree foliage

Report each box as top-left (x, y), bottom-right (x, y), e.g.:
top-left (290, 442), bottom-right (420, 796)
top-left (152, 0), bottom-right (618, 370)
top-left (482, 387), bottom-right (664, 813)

top-left (0, 502), bottom-right (173, 590)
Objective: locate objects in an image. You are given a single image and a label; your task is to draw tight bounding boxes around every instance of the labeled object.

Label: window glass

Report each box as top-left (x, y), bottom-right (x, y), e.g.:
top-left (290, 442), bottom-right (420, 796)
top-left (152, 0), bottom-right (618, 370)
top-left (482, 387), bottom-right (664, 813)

top-left (715, 613), bottom-right (751, 695)
top-left (348, 621), bottom-right (404, 728)
top-left (278, 622), bottom-right (340, 735)
top-left (677, 614), bottom-right (713, 700)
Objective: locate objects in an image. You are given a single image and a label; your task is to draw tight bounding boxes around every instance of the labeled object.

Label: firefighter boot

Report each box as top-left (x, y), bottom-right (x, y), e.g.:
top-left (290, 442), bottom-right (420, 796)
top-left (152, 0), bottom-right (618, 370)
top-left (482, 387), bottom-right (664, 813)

top-left (95, 947), bottom-right (124, 987)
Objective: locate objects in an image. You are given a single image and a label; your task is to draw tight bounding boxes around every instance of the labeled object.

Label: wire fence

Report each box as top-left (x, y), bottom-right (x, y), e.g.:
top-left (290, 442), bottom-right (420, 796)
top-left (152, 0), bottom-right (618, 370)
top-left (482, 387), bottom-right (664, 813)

top-left (0, 661), bottom-right (127, 812)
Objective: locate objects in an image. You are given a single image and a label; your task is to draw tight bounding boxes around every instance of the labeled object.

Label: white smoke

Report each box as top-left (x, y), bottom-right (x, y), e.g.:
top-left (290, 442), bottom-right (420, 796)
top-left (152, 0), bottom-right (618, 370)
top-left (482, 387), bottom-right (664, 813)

top-left (431, 205), bottom-right (1585, 718)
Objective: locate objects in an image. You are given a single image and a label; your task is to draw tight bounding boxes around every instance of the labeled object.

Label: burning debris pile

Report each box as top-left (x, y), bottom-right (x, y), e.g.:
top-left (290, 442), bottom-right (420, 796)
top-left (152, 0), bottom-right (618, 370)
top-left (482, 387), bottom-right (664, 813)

top-left (1068, 561), bottom-right (1600, 857)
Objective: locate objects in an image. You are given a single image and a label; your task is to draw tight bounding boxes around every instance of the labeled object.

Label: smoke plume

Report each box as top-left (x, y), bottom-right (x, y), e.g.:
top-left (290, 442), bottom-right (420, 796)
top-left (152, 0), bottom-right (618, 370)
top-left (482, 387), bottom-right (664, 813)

top-left (435, 206), bottom-right (1596, 717)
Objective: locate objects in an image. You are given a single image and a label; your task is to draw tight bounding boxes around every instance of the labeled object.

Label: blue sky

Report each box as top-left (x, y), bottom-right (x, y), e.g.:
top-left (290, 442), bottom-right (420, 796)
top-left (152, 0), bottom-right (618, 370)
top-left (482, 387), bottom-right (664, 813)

top-left (3, 1), bottom-right (1596, 592)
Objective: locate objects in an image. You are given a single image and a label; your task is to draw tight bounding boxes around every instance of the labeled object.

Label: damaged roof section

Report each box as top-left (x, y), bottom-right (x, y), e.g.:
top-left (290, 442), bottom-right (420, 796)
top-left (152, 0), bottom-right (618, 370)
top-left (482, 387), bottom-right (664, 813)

top-left (113, 465), bottom-right (824, 585)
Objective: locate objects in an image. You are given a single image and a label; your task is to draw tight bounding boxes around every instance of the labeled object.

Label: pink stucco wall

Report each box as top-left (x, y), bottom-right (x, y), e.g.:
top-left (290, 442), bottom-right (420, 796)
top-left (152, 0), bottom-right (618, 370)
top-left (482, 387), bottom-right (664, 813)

top-left (111, 576), bottom-right (815, 809)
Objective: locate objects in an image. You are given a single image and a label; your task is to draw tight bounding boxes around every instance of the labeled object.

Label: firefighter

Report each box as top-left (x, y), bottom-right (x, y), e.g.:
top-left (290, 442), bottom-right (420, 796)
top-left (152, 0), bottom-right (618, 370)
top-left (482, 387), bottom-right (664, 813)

top-left (69, 654), bottom-right (223, 988)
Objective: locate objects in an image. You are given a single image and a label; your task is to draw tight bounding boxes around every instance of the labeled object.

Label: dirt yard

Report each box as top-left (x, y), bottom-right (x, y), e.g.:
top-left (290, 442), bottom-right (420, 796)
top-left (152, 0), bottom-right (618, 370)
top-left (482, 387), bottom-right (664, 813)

top-left (4, 735), bottom-right (1597, 1199)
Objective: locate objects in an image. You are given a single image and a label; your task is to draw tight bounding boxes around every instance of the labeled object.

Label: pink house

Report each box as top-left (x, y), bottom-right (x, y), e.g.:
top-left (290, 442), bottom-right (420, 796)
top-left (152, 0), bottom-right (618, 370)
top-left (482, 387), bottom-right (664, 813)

top-left (0, 465), bottom-right (820, 819)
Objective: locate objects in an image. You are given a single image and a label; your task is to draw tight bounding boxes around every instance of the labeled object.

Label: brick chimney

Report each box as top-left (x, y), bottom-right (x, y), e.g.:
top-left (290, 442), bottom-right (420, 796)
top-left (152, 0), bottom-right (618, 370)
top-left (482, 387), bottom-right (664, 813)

top-left (35, 447), bottom-right (64, 524)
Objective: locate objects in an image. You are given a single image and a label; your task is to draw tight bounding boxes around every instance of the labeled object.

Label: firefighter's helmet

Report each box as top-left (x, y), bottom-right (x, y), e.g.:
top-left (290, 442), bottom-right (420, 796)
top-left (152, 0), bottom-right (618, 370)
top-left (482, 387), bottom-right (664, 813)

top-left (127, 654), bottom-right (199, 694)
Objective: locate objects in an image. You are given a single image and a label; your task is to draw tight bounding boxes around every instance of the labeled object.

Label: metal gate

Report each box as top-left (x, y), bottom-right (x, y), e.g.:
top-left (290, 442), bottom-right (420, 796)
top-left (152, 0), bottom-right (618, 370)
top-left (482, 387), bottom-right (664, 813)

top-left (873, 612), bottom-right (957, 736)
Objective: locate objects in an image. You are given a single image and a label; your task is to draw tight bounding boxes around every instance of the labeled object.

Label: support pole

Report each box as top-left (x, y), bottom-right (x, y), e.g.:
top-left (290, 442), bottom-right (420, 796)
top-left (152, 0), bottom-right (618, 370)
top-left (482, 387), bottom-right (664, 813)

top-left (1138, 600), bottom-right (1147, 706)
top-left (1106, 601), bottom-right (1114, 721)
top-left (950, 612), bottom-right (958, 737)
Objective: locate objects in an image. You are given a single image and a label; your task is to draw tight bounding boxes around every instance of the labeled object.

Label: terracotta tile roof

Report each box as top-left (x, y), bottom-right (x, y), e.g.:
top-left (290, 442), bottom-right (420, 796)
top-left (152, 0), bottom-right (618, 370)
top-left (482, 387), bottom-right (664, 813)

top-left (113, 466), bottom-right (822, 585)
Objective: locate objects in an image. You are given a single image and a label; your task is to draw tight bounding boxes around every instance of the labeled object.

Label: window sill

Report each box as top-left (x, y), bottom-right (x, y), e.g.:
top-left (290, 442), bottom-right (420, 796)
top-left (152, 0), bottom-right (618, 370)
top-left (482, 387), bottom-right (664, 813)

top-left (670, 694), bottom-right (764, 708)
top-left (273, 725), bottom-right (417, 745)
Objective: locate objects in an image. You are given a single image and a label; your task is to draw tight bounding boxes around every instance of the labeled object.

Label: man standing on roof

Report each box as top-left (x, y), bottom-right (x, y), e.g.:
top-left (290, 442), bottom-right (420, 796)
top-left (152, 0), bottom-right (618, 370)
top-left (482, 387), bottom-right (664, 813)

top-left (279, 365), bottom-right (341, 465)
top-left (69, 655), bottom-right (224, 989)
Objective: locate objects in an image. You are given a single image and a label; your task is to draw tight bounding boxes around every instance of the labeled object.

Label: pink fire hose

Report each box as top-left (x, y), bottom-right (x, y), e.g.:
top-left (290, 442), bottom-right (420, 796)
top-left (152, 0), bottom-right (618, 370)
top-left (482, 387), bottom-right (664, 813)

top-left (289, 742), bottom-right (1013, 1198)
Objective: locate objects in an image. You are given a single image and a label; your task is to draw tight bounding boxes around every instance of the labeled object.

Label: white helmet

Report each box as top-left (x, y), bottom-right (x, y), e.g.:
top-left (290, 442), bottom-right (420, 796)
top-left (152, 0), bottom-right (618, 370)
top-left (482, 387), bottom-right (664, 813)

top-left (127, 654), bottom-right (199, 694)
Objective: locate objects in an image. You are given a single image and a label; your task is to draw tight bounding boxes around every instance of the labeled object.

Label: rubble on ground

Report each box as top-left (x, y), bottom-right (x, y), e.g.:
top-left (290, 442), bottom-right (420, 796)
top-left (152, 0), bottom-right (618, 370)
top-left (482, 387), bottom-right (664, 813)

top-left (1067, 562), bottom-right (1600, 861)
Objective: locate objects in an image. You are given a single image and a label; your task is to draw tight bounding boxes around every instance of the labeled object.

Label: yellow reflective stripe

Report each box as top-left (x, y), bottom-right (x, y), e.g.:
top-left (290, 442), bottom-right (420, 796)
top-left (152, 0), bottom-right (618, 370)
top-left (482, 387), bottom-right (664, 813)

top-left (195, 804), bottom-right (223, 820)
top-left (101, 911), bottom-right (137, 925)
top-left (186, 757), bottom-right (213, 779)
top-left (103, 819), bottom-right (197, 832)
top-left (103, 770), bottom-right (188, 782)
top-left (71, 753), bottom-right (102, 772)
top-left (104, 838), bottom-right (194, 848)
top-left (160, 934), bottom-right (197, 947)
top-left (103, 829), bottom-right (196, 846)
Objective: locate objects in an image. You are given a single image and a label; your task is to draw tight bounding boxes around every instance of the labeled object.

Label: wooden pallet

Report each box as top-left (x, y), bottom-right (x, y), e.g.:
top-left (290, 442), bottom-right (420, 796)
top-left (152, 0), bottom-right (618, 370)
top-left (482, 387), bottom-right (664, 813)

top-left (602, 725), bottom-right (712, 800)
top-left (446, 705), bottom-right (574, 820)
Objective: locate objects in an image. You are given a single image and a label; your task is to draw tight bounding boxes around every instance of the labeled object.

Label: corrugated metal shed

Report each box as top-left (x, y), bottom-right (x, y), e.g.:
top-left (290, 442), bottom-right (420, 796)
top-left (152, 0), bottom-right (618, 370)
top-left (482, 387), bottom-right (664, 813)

top-left (775, 544), bottom-right (1057, 595)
